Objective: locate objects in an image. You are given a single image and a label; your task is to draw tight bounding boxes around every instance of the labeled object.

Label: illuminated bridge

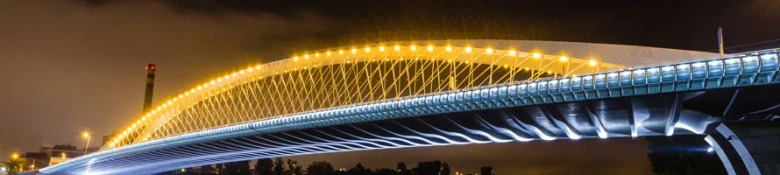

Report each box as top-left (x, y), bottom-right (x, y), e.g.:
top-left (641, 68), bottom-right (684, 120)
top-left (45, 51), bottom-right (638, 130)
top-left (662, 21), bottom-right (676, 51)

top-left (42, 40), bottom-right (780, 175)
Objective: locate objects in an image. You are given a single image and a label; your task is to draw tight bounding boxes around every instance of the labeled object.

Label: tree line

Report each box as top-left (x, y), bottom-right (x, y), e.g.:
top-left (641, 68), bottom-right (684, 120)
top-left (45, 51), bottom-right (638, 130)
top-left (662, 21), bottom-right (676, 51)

top-left (158, 158), bottom-right (494, 175)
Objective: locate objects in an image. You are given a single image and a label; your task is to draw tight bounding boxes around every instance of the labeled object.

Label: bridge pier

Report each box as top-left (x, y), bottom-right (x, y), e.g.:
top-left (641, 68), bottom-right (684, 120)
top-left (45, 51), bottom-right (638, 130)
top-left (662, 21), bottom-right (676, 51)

top-left (706, 121), bottom-right (780, 175)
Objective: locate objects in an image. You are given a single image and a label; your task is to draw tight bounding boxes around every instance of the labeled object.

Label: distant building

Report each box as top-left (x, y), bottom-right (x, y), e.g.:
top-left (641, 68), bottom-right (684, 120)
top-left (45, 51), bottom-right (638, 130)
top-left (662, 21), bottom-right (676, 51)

top-left (39, 144), bottom-right (98, 159)
top-left (48, 156), bottom-right (70, 166)
top-left (21, 152), bottom-right (48, 170)
top-left (14, 144), bottom-right (100, 170)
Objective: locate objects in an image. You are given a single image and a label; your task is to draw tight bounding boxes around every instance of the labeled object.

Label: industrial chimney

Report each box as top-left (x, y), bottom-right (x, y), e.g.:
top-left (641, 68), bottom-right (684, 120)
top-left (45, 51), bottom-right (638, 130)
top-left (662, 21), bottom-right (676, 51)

top-left (142, 64), bottom-right (156, 113)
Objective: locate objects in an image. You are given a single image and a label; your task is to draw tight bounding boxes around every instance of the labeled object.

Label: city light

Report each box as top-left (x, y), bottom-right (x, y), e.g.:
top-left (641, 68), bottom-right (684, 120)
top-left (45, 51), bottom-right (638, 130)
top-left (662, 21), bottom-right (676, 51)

top-left (560, 56), bottom-right (568, 62)
top-left (508, 50), bottom-right (517, 56)
top-left (83, 131), bottom-right (92, 155)
top-left (11, 153), bottom-right (18, 159)
top-left (589, 59), bottom-right (598, 66)
top-left (532, 52), bottom-right (542, 59)
top-left (485, 48), bottom-right (494, 54)
top-left (446, 46), bottom-right (452, 52)
top-left (464, 47), bottom-right (472, 53)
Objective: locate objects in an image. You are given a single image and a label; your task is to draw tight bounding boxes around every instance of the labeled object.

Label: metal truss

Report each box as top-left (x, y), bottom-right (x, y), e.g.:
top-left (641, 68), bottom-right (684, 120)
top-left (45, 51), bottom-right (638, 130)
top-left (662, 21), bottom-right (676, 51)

top-left (107, 42), bottom-right (621, 149)
top-left (42, 49), bottom-right (780, 175)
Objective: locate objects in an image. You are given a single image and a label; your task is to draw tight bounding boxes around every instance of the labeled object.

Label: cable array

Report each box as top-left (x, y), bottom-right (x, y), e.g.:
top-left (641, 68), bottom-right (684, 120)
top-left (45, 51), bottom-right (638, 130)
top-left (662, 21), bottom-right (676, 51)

top-left (106, 43), bottom-right (620, 149)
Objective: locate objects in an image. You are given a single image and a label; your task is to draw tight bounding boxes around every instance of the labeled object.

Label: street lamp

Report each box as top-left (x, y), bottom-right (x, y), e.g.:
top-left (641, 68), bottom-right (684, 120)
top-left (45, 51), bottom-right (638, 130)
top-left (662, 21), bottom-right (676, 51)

top-left (11, 153), bottom-right (18, 160)
top-left (82, 132), bottom-right (91, 155)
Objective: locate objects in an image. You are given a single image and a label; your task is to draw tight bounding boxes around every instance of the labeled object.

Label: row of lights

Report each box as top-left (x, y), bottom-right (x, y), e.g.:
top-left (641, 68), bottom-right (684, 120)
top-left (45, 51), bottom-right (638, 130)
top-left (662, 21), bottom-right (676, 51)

top-left (110, 44), bottom-right (602, 148)
top-left (291, 44), bottom-right (600, 67)
top-left (110, 64), bottom-right (266, 148)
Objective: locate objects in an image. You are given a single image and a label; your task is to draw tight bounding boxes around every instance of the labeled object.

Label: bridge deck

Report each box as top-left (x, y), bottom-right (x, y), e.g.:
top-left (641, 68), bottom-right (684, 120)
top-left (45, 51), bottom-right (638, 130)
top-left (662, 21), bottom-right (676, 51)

top-left (42, 50), bottom-right (780, 175)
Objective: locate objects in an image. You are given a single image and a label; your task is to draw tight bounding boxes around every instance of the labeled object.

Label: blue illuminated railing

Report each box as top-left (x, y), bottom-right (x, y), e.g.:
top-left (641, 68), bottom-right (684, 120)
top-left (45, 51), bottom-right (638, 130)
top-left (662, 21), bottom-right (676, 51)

top-left (41, 51), bottom-right (780, 174)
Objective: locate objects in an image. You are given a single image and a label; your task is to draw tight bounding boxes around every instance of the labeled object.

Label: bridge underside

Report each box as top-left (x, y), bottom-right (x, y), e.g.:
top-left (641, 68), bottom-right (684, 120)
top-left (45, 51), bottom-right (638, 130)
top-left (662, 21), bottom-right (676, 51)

top-left (55, 84), bottom-right (780, 175)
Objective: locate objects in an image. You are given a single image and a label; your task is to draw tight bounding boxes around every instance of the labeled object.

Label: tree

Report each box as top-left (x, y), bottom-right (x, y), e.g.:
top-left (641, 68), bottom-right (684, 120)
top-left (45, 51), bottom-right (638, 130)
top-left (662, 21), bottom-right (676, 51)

top-left (307, 161), bottom-right (334, 175)
top-left (373, 168), bottom-right (396, 175)
top-left (200, 165), bottom-right (217, 175)
top-left (396, 162), bottom-right (412, 175)
top-left (183, 167), bottom-right (196, 175)
top-left (273, 158), bottom-right (286, 175)
top-left (480, 166), bottom-right (493, 175)
top-left (440, 162), bottom-right (451, 175)
top-left (3, 160), bottom-right (22, 175)
top-left (224, 160), bottom-right (251, 175)
top-left (287, 159), bottom-right (302, 175)
top-left (347, 163), bottom-right (372, 175)
top-left (215, 163), bottom-right (225, 175)
top-left (413, 160), bottom-right (442, 175)
top-left (396, 162), bottom-right (407, 170)
top-left (256, 158), bottom-right (274, 175)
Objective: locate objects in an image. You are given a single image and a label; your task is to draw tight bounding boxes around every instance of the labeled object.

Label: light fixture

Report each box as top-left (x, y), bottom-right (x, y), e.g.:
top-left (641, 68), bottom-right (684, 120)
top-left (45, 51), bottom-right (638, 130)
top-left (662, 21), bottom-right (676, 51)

top-left (588, 59), bottom-right (598, 66)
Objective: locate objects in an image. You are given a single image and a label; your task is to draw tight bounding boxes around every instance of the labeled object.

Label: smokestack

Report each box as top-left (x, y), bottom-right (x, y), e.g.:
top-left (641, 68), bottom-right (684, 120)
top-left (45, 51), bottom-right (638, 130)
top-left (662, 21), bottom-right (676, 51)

top-left (142, 64), bottom-right (156, 114)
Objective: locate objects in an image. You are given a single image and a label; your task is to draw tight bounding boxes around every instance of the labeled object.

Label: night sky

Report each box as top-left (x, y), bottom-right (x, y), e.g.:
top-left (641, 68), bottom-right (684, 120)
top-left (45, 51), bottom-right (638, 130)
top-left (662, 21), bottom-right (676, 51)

top-left (1, 0), bottom-right (779, 174)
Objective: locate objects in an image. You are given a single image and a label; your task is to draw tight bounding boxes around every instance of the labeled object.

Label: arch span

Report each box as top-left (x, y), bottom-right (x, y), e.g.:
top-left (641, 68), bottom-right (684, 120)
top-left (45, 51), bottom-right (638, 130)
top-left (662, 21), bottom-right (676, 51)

top-left (109, 41), bottom-right (626, 149)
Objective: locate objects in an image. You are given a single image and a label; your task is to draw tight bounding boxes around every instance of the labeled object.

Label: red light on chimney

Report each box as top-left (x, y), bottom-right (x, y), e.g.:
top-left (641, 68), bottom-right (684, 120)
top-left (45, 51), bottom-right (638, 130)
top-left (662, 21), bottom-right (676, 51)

top-left (146, 64), bottom-right (156, 70)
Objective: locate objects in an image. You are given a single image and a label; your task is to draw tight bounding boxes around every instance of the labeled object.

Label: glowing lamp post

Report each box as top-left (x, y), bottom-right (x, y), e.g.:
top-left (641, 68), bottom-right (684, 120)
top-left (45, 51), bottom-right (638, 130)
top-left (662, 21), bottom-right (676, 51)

top-left (83, 132), bottom-right (91, 155)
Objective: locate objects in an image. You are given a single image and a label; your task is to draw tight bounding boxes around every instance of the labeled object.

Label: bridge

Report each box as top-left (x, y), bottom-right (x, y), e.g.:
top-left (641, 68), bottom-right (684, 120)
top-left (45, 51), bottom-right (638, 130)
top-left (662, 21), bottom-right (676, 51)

top-left (41, 40), bottom-right (780, 175)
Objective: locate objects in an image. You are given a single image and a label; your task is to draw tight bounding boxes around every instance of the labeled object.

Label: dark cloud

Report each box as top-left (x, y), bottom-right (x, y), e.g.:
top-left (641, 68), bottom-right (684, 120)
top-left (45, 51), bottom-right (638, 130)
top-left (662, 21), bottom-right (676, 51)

top-left (70, 0), bottom-right (309, 16)
top-left (68, 0), bottom-right (780, 51)
top-left (0, 0), bottom-right (335, 157)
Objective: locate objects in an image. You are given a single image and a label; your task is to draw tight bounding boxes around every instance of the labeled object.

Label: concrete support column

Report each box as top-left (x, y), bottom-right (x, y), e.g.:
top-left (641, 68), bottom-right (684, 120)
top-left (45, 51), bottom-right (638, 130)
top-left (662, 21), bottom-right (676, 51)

top-left (706, 121), bottom-right (780, 175)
